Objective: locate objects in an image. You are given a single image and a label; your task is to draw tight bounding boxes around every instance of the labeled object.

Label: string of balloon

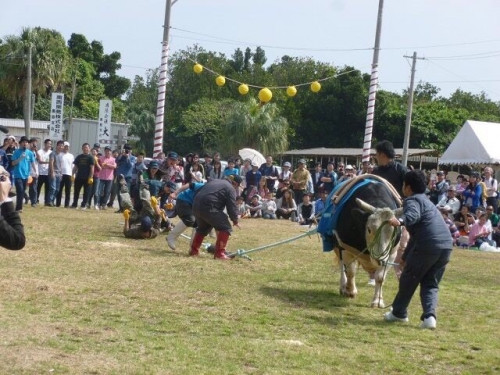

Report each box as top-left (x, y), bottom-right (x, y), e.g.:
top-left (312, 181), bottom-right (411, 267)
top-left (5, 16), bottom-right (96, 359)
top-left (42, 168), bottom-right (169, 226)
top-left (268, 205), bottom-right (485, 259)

top-left (186, 56), bottom-right (357, 103)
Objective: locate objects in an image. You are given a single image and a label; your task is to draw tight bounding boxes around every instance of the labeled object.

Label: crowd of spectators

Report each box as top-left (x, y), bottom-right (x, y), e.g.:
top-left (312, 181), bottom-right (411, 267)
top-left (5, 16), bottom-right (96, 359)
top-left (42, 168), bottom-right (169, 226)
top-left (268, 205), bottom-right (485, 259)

top-left (2, 133), bottom-right (500, 249)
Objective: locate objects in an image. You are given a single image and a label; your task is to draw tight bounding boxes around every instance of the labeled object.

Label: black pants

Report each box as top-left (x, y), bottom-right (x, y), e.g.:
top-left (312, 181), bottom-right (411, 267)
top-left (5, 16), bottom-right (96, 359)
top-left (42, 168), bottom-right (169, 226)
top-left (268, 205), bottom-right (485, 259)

top-left (37, 175), bottom-right (50, 204)
top-left (392, 248), bottom-right (452, 321)
top-left (57, 175), bottom-right (72, 208)
top-left (72, 178), bottom-right (91, 208)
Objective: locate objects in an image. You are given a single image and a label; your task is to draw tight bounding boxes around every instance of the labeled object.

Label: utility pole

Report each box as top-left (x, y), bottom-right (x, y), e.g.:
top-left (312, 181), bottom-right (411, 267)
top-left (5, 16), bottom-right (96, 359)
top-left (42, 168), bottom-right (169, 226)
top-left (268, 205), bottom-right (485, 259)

top-left (24, 44), bottom-right (32, 138)
top-left (153, 0), bottom-right (175, 158)
top-left (402, 52), bottom-right (425, 166)
top-left (361, 0), bottom-right (384, 164)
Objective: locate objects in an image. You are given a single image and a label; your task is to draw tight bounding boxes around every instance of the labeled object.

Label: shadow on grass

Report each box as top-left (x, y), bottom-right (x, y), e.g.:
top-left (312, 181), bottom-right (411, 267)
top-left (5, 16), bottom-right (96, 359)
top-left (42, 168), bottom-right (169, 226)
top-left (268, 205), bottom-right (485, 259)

top-left (260, 286), bottom-right (391, 327)
top-left (260, 285), bottom-right (350, 310)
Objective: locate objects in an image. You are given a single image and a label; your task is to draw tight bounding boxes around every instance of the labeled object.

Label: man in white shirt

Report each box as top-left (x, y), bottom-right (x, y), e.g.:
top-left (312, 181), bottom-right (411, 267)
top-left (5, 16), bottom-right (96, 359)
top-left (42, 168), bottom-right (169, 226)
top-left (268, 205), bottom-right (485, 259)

top-left (437, 185), bottom-right (461, 215)
top-left (37, 139), bottom-right (52, 206)
top-left (56, 141), bottom-right (75, 208)
top-left (483, 167), bottom-right (498, 212)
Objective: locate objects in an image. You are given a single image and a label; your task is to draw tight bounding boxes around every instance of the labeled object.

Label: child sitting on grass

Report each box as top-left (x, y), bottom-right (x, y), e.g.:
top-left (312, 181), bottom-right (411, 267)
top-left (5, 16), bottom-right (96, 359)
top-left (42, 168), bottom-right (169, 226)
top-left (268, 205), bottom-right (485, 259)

top-left (297, 193), bottom-right (316, 225)
top-left (236, 196), bottom-right (250, 218)
top-left (261, 192), bottom-right (277, 219)
top-left (246, 194), bottom-right (262, 218)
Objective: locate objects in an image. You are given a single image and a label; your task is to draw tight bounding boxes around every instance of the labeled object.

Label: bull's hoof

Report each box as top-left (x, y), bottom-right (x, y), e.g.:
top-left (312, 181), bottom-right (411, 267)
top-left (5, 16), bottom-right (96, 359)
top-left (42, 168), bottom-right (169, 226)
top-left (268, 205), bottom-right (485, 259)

top-left (340, 289), bottom-right (357, 298)
top-left (370, 300), bottom-right (385, 308)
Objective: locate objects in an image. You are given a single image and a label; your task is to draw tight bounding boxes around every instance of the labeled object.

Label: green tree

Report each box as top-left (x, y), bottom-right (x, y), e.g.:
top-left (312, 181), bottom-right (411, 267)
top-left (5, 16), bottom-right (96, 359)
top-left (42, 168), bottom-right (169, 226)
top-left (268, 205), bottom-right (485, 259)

top-left (177, 97), bottom-right (235, 154)
top-left (0, 27), bottom-right (70, 131)
top-left (218, 98), bottom-right (289, 156)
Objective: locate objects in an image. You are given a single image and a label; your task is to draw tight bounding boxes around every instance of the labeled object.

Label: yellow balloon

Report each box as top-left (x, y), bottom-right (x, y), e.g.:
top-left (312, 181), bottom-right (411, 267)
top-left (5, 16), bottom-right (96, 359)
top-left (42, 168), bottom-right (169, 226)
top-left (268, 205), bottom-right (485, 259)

top-left (258, 87), bottom-right (272, 103)
top-left (310, 81), bottom-right (321, 93)
top-left (215, 76), bottom-right (226, 87)
top-left (286, 86), bottom-right (297, 97)
top-left (193, 63), bottom-right (203, 74)
top-left (238, 84), bottom-right (249, 95)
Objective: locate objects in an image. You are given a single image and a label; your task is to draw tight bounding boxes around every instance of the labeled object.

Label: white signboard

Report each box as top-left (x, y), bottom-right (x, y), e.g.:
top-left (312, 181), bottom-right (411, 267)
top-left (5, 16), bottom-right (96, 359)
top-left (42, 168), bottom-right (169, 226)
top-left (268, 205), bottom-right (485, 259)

top-left (49, 92), bottom-right (64, 139)
top-left (97, 99), bottom-right (113, 146)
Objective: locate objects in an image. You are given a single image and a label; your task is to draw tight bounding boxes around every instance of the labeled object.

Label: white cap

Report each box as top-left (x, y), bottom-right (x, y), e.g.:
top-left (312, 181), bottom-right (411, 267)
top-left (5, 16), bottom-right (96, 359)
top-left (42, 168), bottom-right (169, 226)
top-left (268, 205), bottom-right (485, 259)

top-left (63, 141), bottom-right (70, 147)
top-left (345, 164), bottom-right (354, 170)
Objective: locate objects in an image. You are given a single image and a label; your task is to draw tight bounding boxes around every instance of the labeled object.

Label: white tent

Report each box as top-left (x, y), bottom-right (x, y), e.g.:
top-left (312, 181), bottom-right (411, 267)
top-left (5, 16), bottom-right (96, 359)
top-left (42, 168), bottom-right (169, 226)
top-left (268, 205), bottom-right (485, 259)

top-left (439, 120), bottom-right (500, 165)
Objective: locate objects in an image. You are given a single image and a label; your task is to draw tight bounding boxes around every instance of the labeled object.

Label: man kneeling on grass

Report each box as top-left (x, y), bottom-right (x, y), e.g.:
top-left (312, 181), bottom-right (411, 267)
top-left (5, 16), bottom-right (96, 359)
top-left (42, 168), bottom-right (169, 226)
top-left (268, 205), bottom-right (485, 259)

top-left (384, 169), bottom-right (453, 330)
top-left (123, 211), bottom-right (160, 239)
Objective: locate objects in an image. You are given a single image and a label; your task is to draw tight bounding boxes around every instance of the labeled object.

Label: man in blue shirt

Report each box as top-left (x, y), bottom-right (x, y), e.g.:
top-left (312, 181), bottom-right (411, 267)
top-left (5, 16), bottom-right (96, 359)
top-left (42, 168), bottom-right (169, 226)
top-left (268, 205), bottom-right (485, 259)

top-left (11, 136), bottom-right (36, 212)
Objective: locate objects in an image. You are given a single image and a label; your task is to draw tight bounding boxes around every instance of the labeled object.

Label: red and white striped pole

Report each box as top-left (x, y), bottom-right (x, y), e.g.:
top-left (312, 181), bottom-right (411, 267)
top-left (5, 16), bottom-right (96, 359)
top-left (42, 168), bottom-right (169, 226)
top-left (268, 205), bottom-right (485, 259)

top-left (153, 0), bottom-right (173, 158)
top-left (362, 0), bottom-right (385, 164)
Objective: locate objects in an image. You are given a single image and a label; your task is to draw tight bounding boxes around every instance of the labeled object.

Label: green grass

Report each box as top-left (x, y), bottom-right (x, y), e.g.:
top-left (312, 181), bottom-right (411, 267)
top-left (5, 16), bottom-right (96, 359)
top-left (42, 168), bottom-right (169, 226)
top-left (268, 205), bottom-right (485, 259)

top-left (0, 205), bottom-right (499, 374)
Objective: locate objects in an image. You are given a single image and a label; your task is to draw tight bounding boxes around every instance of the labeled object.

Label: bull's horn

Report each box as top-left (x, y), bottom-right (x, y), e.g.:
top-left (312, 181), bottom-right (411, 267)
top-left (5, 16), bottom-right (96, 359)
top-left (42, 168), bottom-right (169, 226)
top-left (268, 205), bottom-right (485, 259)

top-left (393, 207), bottom-right (404, 217)
top-left (356, 198), bottom-right (376, 213)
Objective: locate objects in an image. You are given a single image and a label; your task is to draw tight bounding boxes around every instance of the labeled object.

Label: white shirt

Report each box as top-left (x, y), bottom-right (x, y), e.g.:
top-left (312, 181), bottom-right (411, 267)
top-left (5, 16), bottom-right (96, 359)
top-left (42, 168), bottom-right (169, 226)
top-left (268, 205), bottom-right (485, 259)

top-left (60, 152), bottom-right (75, 176)
top-left (37, 149), bottom-right (52, 176)
top-left (483, 176), bottom-right (498, 198)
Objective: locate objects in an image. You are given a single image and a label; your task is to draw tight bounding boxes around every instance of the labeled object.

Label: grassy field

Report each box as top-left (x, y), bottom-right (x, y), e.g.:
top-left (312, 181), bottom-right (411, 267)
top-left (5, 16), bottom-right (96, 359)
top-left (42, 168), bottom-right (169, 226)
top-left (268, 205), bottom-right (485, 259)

top-left (0, 204), bottom-right (499, 374)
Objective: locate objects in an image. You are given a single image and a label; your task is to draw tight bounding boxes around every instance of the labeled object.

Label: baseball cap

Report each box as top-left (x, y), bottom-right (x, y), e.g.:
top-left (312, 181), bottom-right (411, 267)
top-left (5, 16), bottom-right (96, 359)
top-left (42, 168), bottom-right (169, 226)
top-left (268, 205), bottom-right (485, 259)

top-left (93, 143), bottom-right (100, 148)
top-left (298, 159), bottom-right (306, 164)
top-left (345, 164), bottom-right (354, 170)
top-left (19, 136), bottom-right (29, 143)
top-left (63, 141), bottom-right (70, 147)
top-left (140, 216), bottom-right (153, 231)
top-left (149, 160), bottom-right (159, 168)
top-left (167, 151), bottom-right (178, 160)
top-left (283, 161), bottom-right (291, 168)
top-left (164, 181), bottom-right (178, 191)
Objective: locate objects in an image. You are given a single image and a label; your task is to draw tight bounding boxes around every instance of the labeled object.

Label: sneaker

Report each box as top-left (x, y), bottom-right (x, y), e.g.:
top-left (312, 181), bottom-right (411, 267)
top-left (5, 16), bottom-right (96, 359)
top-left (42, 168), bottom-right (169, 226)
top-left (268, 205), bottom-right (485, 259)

top-left (420, 316), bottom-right (436, 330)
top-left (95, 205), bottom-right (100, 210)
top-left (367, 278), bottom-right (376, 286)
top-left (166, 235), bottom-right (176, 251)
top-left (81, 206), bottom-right (87, 211)
top-left (384, 311), bottom-right (409, 323)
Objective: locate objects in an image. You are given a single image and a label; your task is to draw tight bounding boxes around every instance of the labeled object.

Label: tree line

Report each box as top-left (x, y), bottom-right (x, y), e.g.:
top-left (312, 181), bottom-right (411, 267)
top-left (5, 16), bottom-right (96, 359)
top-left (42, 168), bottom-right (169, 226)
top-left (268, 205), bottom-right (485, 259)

top-left (1, 27), bottom-right (499, 157)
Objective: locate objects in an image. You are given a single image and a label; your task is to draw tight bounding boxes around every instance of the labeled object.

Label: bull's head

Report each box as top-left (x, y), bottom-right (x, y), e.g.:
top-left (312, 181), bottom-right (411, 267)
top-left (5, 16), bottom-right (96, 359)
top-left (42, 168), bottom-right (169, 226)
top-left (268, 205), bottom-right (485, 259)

top-left (355, 198), bottom-right (401, 261)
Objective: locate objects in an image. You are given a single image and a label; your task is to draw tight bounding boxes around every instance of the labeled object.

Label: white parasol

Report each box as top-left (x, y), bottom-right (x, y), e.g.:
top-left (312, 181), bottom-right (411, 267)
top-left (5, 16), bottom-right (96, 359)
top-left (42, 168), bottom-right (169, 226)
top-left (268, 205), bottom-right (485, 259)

top-left (239, 148), bottom-right (266, 167)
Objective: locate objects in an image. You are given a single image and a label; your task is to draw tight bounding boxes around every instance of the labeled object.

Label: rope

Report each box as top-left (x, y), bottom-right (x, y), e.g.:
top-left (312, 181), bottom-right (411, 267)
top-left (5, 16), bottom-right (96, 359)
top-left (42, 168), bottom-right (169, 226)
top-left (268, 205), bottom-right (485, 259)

top-left (367, 220), bottom-right (401, 263)
top-left (228, 228), bottom-right (318, 260)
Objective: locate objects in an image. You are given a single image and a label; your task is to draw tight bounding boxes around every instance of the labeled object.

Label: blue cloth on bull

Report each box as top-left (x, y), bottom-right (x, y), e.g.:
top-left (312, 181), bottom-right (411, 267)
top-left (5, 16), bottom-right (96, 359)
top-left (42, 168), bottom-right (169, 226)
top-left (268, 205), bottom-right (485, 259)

top-left (317, 178), bottom-right (378, 252)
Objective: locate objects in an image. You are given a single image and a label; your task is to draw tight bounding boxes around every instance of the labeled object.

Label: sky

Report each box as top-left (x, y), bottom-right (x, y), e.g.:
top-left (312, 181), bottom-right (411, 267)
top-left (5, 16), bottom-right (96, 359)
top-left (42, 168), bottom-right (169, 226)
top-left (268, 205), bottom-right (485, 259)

top-left (1, 0), bottom-right (500, 102)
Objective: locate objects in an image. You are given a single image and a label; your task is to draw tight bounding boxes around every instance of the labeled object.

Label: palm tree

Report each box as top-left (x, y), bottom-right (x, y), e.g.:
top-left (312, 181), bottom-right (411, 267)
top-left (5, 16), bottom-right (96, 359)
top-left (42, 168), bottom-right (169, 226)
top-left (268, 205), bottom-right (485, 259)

top-left (0, 27), bottom-right (70, 135)
top-left (219, 98), bottom-right (289, 156)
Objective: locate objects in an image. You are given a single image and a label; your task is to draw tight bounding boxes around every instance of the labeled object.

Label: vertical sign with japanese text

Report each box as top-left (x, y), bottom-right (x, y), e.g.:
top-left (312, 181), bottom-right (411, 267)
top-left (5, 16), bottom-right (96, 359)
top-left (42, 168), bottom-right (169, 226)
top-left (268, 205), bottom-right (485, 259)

top-left (49, 93), bottom-right (64, 139)
top-left (97, 99), bottom-right (113, 147)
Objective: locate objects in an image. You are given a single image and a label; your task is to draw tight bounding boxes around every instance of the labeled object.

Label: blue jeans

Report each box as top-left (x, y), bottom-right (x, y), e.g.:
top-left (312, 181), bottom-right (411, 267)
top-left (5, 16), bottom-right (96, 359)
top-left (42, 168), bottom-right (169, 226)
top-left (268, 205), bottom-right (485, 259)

top-left (97, 179), bottom-right (113, 207)
top-left (29, 176), bottom-right (38, 205)
top-left (49, 175), bottom-right (61, 204)
top-left (14, 178), bottom-right (27, 211)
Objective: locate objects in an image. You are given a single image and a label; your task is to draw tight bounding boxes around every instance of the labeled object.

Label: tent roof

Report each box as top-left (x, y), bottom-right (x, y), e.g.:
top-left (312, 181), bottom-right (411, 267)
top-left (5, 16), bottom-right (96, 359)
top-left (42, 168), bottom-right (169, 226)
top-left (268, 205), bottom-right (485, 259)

top-left (439, 120), bottom-right (500, 165)
top-left (282, 147), bottom-right (435, 157)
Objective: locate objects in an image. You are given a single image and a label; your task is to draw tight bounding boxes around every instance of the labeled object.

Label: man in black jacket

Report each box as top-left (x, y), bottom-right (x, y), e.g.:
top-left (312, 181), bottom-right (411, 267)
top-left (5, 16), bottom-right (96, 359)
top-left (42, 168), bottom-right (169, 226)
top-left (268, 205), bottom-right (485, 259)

top-left (372, 140), bottom-right (408, 197)
top-left (191, 175), bottom-right (242, 259)
top-left (0, 166), bottom-right (25, 250)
